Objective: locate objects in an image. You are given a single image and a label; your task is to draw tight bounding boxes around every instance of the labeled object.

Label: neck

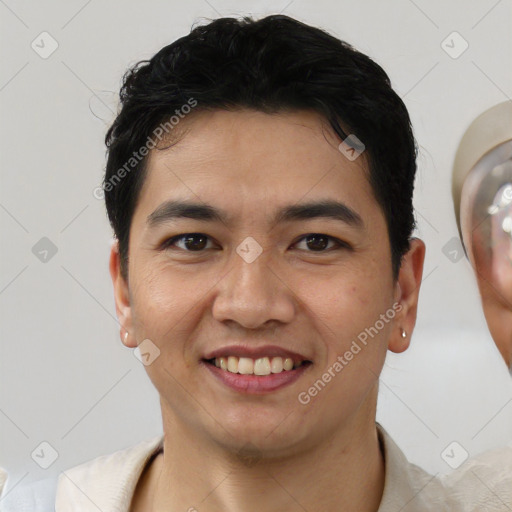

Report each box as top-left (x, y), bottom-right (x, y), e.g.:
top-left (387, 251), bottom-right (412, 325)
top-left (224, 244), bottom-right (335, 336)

top-left (151, 393), bottom-right (385, 512)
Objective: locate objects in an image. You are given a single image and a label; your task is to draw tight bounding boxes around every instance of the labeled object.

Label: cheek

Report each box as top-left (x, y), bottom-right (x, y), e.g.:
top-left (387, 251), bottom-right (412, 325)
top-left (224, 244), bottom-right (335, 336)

top-left (295, 268), bottom-right (391, 330)
top-left (293, 272), bottom-right (394, 387)
top-left (130, 262), bottom-right (202, 343)
top-left (130, 266), bottom-right (206, 381)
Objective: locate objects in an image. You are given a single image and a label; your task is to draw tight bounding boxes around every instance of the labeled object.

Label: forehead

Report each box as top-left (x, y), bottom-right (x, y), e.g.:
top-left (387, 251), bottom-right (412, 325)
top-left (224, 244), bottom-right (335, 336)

top-left (136, 109), bottom-right (378, 224)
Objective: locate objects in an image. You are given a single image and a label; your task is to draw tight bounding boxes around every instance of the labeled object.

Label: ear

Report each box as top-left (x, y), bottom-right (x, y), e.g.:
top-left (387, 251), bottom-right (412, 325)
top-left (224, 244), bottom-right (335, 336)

top-left (109, 240), bottom-right (137, 348)
top-left (388, 237), bottom-right (426, 354)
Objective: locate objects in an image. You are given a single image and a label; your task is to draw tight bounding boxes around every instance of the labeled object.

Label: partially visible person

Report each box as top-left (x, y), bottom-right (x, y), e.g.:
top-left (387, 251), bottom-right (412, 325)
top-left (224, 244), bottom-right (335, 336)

top-left (445, 100), bottom-right (512, 511)
top-left (452, 101), bottom-right (512, 374)
top-left (444, 448), bottom-right (512, 512)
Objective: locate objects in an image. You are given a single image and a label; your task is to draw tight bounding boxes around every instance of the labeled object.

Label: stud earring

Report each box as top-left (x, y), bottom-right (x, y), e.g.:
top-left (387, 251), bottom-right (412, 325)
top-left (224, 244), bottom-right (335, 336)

top-left (401, 328), bottom-right (407, 339)
top-left (124, 331), bottom-right (129, 343)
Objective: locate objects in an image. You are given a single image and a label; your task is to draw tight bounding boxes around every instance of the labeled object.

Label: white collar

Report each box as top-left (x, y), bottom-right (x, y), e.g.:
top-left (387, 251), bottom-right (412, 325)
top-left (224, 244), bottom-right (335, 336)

top-left (53, 425), bottom-right (446, 511)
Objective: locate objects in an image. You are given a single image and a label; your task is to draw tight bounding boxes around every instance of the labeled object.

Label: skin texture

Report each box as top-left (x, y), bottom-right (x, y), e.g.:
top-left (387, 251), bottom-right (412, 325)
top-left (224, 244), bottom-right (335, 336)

top-left (110, 109), bottom-right (426, 512)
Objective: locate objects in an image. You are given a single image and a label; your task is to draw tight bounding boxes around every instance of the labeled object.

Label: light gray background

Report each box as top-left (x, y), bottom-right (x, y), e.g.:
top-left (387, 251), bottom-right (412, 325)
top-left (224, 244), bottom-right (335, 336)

top-left (1, 0), bottom-right (512, 495)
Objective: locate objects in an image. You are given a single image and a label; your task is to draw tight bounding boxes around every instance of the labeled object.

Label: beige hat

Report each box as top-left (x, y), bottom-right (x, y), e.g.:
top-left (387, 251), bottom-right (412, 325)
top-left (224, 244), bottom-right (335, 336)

top-left (452, 101), bottom-right (512, 242)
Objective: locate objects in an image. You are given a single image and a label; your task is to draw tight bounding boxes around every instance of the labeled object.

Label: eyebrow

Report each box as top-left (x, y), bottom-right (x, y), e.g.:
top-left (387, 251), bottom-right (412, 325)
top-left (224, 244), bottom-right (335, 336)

top-left (146, 199), bottom-right (364, 229)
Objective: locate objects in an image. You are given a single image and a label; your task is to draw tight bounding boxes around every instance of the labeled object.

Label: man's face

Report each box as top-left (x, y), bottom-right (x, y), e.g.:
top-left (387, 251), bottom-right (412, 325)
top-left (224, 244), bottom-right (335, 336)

top-left (113, 109), bottom-right (404, 456)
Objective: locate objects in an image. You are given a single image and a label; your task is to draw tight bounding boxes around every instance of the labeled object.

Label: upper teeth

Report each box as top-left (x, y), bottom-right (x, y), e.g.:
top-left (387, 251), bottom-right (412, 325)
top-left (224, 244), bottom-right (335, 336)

top-left (213, 356), bottom-right (299, 375)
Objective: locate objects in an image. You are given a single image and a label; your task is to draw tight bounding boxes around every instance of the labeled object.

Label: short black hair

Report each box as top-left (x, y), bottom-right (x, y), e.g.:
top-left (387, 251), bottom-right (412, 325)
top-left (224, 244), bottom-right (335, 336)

top-left (103, 14), bottom-right (417, 281)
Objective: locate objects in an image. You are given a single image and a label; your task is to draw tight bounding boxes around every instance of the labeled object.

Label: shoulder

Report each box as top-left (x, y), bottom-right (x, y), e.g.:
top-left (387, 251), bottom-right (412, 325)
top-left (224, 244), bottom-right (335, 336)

top-left (0, 469), bottom-right (57, 512)
top-left (0, 436), bottom-right (164, 512)
top-left (376, 424), bottom-right (449, 512)
top-left (442, 445), bottom-right (512, 511)
top-left (55, 435), bottom-right (164, 511)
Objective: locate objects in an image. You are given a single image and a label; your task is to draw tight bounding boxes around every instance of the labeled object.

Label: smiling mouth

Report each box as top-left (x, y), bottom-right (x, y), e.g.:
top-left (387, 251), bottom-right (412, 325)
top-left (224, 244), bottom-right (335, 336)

top-left (203, 356), bottom-right (312, 376)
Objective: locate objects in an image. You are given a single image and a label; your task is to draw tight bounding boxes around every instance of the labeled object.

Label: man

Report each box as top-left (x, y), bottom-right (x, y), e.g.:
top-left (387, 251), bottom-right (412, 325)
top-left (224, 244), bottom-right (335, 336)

top-left (1, 14), bottom-right (453, 511)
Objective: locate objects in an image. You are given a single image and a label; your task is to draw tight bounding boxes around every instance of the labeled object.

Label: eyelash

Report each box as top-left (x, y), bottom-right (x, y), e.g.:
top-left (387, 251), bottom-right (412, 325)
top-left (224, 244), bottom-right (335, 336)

top-left (160, 233), bottom-right (350, 253)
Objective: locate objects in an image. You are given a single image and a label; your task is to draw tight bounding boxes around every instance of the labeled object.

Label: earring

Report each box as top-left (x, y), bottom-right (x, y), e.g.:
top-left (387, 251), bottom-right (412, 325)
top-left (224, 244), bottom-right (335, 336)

top-left (124, 331), bottom-right (129, 343)
top-left (401, 328), bottom-right (407, 339)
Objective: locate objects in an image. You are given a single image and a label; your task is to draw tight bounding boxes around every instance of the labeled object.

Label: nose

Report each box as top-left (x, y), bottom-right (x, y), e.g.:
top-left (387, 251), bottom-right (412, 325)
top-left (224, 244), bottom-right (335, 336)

top-left (211, 249), bottom-right (296, 329)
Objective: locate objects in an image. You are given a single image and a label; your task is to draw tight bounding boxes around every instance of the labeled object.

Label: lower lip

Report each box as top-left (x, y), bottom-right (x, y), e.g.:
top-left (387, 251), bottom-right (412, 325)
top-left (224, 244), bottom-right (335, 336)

top-left (202, 361), bottom-right (311, 394)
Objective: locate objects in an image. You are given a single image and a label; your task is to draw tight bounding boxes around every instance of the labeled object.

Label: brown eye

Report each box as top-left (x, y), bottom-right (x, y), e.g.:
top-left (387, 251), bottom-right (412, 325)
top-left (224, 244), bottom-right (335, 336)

top-left (294, 233), bottom-right (348, 252)
top-left (162, 233), bottom-right (212, 251)
top-left (306, 234), bottom-right (329, 251)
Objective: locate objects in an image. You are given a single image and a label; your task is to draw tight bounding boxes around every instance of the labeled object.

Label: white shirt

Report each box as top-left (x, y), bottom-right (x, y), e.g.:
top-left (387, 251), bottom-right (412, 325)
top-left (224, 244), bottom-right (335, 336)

top-left (0, 424), bottom-right (463, 511)
top-left (443, 444), bottom-right (512, 511)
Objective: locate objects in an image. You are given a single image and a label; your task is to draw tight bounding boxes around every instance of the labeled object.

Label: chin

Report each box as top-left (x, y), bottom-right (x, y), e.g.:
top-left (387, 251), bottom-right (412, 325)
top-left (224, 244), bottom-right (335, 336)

top-left (210, 412), bottom-right (311, 456)
top-left (217, 434), bottom-right (306, 462)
